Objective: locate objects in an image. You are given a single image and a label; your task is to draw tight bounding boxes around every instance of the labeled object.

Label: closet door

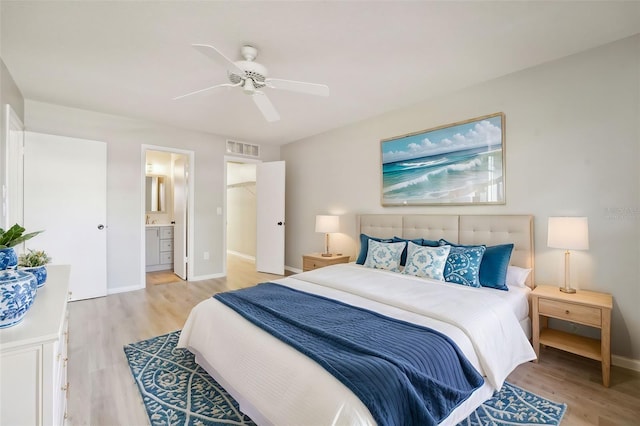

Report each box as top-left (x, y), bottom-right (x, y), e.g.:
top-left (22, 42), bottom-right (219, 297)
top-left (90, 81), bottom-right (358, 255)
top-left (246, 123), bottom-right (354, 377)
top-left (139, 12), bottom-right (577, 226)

top-left (24, 132), bottom-right (107, 301)
top-left (255, 161), bottom-right (285, 275)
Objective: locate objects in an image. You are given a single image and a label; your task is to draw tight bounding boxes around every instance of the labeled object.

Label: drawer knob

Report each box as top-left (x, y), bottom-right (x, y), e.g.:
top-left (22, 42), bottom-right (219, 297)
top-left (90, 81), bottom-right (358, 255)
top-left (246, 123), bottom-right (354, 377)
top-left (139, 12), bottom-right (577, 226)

top-left (565, 310), bottom-right (570, 314)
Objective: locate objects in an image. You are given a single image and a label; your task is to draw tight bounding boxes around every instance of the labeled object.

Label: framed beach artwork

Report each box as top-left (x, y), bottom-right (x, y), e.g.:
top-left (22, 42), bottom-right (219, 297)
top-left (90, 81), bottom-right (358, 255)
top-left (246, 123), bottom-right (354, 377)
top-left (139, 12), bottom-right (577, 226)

top-left (380, 112), bottom-right (505, 206)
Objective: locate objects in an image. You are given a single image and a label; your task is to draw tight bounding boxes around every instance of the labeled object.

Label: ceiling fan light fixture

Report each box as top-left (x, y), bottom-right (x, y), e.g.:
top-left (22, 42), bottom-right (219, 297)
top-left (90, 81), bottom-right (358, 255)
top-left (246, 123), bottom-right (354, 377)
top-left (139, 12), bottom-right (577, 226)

top-left (243, 78), bottom-right (256, 94)
top-left (177, 43), bottom-right (330, 122)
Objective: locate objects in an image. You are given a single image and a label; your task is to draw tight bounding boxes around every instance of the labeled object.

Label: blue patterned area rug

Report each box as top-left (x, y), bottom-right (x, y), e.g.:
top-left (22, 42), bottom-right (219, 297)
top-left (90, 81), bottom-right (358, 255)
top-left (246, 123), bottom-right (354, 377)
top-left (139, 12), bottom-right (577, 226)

top-left (124, 331), bottom-right (566, 426)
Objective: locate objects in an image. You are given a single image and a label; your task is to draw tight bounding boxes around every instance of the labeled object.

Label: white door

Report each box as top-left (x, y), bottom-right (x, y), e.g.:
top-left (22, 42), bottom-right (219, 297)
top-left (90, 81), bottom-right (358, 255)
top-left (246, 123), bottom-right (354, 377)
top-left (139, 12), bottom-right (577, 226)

top-left (256, 161), bottom-right (285, 275)
top-left (173, 155), bottom-right (187, 279)
top-left (23, 132), bottom-right (107, 301)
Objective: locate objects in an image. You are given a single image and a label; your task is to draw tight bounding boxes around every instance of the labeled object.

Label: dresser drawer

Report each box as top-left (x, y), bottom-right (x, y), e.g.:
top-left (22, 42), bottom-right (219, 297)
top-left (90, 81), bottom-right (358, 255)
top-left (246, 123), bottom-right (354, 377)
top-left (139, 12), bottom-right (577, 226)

top-left (539, 298), bottom-right (601, 327)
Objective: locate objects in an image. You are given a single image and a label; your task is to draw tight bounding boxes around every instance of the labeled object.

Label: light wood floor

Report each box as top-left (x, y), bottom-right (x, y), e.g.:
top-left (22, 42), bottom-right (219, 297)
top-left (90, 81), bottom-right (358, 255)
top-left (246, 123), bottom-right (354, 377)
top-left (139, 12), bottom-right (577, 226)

top-left (145, 269), bottom-right (185, 286)
top-left (67, 256), bottom-right (640, 425)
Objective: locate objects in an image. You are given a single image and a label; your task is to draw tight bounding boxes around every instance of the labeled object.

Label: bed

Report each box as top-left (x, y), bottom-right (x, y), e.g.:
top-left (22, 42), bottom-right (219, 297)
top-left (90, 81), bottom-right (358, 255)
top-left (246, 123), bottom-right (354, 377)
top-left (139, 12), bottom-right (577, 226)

top-left (178, 214), bottom-right (537, 425)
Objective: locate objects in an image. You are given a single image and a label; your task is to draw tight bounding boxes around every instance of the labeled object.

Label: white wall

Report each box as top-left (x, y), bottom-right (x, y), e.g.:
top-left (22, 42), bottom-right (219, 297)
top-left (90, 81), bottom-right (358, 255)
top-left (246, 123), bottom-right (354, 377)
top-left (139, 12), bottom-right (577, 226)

top-left (227, 183), bottom-right (257, 257)
top-left (281, 35), bottom-right (640, 361)
top-left (24, 100), bottom-right (280, 290)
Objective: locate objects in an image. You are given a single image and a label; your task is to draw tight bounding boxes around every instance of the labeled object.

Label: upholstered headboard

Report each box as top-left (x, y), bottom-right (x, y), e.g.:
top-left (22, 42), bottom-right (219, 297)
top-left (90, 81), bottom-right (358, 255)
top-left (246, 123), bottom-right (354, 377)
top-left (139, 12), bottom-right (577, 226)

top-left (357, 214), bottom-right (535, 287)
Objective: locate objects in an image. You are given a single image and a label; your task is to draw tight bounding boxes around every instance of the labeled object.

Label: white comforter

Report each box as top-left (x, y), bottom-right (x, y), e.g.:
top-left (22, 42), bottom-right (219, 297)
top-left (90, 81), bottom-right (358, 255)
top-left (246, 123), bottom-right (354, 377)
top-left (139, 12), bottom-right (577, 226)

top-left (178, 264), bottom-right (536, 425)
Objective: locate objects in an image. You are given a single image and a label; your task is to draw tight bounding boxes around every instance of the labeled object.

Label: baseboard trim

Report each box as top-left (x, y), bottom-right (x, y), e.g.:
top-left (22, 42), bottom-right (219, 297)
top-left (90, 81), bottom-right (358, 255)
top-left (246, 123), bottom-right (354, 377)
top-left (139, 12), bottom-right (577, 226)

top-left (612, 354), bottom-right (640, 372)
top-left (188, 272), bottom-right (226, 281)
top-left (108, 284), bottom-right (144, 295)
top-left (227, 250), bottom-right (255, 261)
top-left (285, 265), bottom-right (302, 274)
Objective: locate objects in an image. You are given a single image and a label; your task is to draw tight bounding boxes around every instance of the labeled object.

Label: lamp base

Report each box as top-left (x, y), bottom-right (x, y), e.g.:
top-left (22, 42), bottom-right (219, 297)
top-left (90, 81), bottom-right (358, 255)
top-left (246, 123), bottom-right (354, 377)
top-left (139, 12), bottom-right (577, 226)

top-left (559, 287), bottom-right (577, 294)
top-left (321, 253), bottom-right (332, 257)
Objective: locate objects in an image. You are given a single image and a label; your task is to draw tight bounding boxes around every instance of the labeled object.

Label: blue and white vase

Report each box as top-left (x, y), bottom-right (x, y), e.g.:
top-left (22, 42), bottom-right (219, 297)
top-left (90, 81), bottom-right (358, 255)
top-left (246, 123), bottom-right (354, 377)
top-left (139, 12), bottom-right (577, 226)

top-left (0, 248), bottom-right (18, 270)
top-left (20, 265), bottom-right (47, 288)
top-left (0, 269), bottom-right (37, 328)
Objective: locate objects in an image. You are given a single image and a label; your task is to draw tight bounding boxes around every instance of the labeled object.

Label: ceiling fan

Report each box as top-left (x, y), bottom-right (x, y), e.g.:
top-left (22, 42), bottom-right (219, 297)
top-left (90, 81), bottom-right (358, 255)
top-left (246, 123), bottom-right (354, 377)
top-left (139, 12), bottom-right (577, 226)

top-left (174, 44), bottom-right (330, 122)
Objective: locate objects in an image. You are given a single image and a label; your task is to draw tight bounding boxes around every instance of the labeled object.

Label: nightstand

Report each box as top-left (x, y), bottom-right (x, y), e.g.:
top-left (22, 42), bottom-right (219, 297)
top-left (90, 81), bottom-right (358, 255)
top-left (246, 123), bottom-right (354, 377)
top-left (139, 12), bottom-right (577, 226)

top-left (302, 253), bottom-right (350, 271)
top-left (531, 285), bottom-right (613, 387)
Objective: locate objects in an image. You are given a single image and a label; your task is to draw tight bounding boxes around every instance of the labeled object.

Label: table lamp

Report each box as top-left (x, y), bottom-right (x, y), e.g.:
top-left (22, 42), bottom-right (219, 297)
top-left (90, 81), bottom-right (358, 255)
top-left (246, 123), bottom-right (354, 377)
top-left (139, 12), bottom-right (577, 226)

top-left (547, 216), bottom-right (589, 293)
top-left (315, 215), bottom-right (339, 257)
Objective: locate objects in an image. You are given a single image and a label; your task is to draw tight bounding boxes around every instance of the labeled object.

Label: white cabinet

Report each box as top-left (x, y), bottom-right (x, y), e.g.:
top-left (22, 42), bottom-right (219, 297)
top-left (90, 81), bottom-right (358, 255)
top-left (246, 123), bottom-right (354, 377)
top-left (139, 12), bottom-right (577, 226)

top-left (145, 226), bottom-right (174, 272)
top-left (0, 265), bottom-right (71, 426)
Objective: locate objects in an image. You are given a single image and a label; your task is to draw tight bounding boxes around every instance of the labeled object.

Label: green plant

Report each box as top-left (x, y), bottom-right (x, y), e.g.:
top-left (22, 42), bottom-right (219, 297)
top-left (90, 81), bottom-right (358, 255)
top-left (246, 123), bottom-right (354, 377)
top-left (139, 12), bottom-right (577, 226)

top-left (0, 224), bottom-right (43, 249)
top-left (18, 249), bottom-right (52, 267)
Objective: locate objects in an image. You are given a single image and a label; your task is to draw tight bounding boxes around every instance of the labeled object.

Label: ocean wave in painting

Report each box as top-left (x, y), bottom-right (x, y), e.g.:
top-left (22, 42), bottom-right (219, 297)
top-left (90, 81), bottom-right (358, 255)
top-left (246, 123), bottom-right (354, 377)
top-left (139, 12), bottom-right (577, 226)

top-left (382, 146), bottom-right (503, 203)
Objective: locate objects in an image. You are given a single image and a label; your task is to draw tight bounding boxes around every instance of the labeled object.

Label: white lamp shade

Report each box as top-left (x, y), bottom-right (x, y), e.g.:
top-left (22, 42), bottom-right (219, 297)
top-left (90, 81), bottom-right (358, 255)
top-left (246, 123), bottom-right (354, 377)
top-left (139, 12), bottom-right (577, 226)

top-left (315, 215), bottom-right (339, 233)
top-left (547, 217), bottom-right (589, 250)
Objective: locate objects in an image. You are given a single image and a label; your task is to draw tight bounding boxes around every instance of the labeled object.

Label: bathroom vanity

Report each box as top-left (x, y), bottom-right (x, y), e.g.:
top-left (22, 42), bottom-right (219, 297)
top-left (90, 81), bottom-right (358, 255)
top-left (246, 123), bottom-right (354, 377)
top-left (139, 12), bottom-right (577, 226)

top-left (145, 225), bottom-right (174, 272)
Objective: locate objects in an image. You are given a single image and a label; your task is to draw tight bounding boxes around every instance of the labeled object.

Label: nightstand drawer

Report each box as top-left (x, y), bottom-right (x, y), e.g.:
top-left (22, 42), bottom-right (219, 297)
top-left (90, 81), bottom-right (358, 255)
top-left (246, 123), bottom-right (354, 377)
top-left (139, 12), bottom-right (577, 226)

top-left (303, 258), bottom-right (321, 271)
top-left (302, 254), bottom-right (350, 271)
top-left (539, 298), bottom-right (601, 327)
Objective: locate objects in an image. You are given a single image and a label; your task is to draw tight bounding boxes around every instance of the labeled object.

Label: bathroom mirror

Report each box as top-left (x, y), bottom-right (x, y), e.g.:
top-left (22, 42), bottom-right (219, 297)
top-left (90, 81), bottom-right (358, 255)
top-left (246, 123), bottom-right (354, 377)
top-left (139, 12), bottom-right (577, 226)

top-left (146, 175), bottom-right (166, 212)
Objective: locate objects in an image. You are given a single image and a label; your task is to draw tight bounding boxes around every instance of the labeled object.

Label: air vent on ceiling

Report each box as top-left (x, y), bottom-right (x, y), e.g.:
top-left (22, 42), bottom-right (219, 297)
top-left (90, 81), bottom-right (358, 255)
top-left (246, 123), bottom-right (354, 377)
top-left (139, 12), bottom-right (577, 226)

top-left (226, 140), bottom-right (260, 158)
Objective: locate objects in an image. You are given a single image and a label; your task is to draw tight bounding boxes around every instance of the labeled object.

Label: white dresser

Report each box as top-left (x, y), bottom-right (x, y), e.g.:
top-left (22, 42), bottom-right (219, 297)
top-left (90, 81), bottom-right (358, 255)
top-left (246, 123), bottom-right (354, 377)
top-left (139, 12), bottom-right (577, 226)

top-left (145, 225), bottom-right (174, 272)
top-left (0, 265), bottom-right (71, 426)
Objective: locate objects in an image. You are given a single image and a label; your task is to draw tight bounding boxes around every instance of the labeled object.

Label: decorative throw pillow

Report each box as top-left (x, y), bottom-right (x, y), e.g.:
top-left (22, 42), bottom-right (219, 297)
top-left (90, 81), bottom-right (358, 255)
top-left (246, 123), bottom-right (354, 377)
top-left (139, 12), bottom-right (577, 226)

top-left (439, 239), bottom-right (512, 291)
top-left (392, 236), bottom-right (424, 266)
top-left (401, 242), bottom-right (450, 281)
top-left (363, 240), bottom-right (406, 272)
top-left (478, 243), bottom-right (514, 291)
top-left (356, 234), bottom-right (393, 264)
top-left (438, 240), bottom-right (486, 287)
top-left (421, 239), bottom-right (440, 247)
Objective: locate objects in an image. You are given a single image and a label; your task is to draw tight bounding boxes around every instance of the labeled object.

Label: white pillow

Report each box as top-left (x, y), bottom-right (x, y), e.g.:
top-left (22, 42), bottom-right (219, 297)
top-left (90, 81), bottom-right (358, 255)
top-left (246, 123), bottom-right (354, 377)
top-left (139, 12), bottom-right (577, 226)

top-left (364, 240), bottom-right (406, 272)
top-left (506, 265), bottom-right (531, 287)
top-left (401, 242), bottom-right (450, 281)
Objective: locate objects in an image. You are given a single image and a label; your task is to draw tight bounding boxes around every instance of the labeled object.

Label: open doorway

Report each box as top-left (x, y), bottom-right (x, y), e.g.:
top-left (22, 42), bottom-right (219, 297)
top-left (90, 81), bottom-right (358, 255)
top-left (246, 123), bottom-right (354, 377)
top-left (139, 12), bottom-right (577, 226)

top-left (224, 158), bottom-right (287, 277)
top-left (226, 161), bottom-right (258, 274)
top-left (142, 146), bottom-right (193, 287)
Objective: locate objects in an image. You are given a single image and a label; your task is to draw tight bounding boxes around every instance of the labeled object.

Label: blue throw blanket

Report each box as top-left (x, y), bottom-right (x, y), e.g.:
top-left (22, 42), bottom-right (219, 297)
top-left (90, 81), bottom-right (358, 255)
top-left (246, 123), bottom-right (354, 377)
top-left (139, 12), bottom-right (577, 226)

top-left (214, 283), bottom-right (483, 426)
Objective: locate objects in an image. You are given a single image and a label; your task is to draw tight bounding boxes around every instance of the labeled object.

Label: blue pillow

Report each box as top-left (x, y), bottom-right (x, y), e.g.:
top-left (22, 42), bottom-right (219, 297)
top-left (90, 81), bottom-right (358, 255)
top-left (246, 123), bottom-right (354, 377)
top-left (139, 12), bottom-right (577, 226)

top-left (392, 237), bottom-right (424, 266)
top-left (439, 239), bottom-right (485, 287)
top-left (356, 234), bottom-right (393, 264)
top-left (421, 239), bottom-right (439, 247)
top-left (439, 239), bottom-right (513, 291)
top-left (478, 244), bottom-right (514, 290)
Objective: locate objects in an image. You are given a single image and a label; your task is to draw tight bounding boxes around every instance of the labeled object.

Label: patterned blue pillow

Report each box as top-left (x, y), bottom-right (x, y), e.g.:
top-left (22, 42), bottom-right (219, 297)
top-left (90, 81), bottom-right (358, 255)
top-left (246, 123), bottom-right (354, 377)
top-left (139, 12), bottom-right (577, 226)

top-left (439, 240), bottom-right (486, 287)
top-left (440, 239), bottom-right (513, 290)
top-left (356, 234), bottom-right (393, 264)
top-left (364, 240), bottom-right (406, 272)
top-left (401, 242), bottom-right (450, 281)
top-left (392, 236), bottom-right (424, 266)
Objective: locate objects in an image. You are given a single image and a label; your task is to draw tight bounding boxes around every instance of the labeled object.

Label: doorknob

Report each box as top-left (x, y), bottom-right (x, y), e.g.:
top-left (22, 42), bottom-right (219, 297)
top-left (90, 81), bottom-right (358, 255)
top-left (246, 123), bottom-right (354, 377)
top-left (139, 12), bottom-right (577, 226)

top-left (97, 224), bottom-right (105, 230)
top-left (277, 221), bottom-right (284, 226)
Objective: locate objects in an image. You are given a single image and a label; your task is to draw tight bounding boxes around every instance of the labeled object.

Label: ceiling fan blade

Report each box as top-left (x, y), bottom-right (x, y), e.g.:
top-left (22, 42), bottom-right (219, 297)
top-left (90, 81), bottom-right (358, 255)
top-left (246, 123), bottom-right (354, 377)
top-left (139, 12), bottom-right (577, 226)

top-left (173, 82), bottom-right (240, 100)
top-left (265, 78), bottom-right (330, 97)
top-left (192, 44), bottom-right (245, 75)
top-left (252, 92), bottom-right (280, 122)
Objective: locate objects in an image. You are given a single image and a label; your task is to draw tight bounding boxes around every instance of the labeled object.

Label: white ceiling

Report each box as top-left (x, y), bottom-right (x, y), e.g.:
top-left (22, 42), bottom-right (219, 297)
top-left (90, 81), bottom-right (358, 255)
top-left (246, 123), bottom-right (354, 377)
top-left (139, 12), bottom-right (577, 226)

top-left (2, 1), bottom-right (639, 146)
